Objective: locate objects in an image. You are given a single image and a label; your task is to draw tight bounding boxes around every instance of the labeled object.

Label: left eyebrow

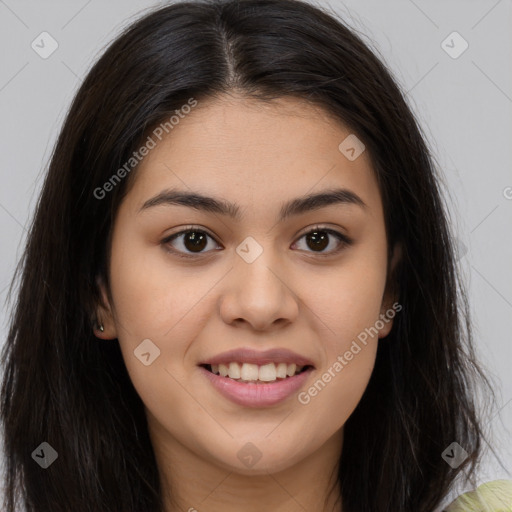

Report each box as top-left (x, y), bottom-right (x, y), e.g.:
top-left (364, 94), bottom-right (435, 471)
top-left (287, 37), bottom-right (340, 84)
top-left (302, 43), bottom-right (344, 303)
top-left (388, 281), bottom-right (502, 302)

top-left (137, 186), bottom-right (367, 221)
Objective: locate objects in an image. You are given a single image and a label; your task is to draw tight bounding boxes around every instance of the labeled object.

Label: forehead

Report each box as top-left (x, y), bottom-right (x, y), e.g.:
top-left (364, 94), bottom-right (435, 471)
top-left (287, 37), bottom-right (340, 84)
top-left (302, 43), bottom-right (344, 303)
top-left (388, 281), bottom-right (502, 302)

top-left (122, 94), bottom-right (382, 219)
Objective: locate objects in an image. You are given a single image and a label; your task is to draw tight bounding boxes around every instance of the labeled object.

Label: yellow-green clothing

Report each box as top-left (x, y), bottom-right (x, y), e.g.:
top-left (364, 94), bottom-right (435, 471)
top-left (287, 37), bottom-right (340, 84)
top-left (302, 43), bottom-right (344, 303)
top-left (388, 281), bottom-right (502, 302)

top-left (445, 480), bottom-right (512, 511)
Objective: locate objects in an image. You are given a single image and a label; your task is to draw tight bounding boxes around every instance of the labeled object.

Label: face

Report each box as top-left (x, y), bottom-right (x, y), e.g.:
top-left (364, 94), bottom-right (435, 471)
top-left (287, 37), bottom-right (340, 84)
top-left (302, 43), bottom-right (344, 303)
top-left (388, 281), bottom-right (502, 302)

top-left (96, 94), bottom-right (397, 480)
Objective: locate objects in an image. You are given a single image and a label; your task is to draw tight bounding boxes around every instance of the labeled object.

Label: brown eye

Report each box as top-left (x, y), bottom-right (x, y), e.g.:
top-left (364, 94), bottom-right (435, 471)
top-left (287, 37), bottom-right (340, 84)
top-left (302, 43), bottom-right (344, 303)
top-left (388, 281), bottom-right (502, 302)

top-left (181, 231), bottom-right (208, 252)
top-left (293, 227), bottom-right (351, 255)
top-left (162, 228), bottom-right (220, 258)
top-left (305, 230), bottom-right (329, 251)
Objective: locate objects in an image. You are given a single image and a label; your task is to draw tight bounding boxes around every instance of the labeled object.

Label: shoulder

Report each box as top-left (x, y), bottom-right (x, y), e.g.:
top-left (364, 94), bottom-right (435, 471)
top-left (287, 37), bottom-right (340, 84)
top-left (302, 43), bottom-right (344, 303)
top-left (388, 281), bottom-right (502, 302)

top-left (444, 480), bottom-right (512, 511)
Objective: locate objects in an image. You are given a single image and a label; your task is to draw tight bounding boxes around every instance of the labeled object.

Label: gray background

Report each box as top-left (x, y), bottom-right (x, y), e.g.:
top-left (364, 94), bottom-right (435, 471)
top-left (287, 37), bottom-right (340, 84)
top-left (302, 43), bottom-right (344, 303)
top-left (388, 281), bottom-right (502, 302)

top-left (0, 0), bottom-right (511, 507)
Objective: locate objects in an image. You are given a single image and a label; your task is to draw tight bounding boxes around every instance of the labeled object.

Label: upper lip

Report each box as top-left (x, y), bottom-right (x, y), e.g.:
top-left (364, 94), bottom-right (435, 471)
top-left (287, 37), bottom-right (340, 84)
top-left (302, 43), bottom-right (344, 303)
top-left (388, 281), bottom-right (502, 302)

top-left (199, 348), bottom-right (315, 367)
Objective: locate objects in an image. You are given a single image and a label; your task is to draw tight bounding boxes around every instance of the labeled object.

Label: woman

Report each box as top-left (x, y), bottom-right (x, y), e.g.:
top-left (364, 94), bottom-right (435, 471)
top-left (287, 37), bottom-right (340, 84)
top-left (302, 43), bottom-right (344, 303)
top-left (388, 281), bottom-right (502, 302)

top-left (1, 0), bottom-right (506, 510)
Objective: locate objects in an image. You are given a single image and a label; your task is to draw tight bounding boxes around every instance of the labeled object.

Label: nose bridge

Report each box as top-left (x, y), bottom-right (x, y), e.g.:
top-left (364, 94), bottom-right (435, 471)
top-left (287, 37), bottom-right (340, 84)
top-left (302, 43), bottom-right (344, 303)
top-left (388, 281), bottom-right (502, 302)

top-left (220, 235), bottom-right (299, 329)
top-left (235, 234), bottom-right (288, 297)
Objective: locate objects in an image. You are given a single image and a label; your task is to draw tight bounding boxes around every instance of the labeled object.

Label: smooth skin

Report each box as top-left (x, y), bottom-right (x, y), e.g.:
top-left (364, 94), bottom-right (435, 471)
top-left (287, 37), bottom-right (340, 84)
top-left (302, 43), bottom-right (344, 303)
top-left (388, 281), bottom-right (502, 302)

top-left (95, 94), bottom-right (399, 512)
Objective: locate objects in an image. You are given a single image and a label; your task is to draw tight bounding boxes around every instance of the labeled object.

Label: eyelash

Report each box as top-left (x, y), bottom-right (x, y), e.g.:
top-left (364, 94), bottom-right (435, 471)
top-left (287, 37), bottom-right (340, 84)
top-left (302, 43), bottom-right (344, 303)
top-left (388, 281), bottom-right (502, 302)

top-left (161, 225), bottom-right (352, 260)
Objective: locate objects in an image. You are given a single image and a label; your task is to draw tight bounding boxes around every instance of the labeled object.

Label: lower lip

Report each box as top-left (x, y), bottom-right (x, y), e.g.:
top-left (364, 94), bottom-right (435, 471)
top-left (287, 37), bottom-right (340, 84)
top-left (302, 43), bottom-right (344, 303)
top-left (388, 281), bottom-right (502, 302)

top-left (199, 366), bottom-right (314, 408)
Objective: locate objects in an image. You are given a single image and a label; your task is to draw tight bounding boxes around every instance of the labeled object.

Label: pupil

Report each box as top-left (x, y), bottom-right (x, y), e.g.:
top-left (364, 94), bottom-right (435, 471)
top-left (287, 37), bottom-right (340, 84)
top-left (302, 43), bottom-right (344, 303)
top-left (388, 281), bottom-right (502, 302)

top-left (307, 231), bottom-right (328, 251)
top-left (185, 231), bottom-right (207, 252)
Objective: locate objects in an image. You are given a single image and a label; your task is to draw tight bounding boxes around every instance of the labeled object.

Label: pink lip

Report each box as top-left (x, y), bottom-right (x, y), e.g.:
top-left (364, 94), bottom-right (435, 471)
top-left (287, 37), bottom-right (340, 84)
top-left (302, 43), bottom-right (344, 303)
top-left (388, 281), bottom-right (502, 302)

top-left (199, 347), bottom-right (314, 367)
top-left (199, 365), bottom-right (314, 408)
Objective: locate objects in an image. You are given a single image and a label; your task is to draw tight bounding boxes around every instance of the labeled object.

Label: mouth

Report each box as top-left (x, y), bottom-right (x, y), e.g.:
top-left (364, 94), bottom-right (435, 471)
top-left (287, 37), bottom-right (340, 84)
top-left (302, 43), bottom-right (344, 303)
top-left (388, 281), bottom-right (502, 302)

top-left (200, 362), bottom-right (313, 384)
top-left (198, 363), bottom-right (315, 407)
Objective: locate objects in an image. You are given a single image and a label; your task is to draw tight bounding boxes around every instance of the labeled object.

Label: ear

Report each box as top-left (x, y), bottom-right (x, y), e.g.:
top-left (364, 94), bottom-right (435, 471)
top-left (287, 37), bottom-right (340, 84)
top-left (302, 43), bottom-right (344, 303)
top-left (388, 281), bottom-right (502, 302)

top-left (378, 242), bottom-right (402, 339)
top-left (93, 275), bottom-right (117, 340)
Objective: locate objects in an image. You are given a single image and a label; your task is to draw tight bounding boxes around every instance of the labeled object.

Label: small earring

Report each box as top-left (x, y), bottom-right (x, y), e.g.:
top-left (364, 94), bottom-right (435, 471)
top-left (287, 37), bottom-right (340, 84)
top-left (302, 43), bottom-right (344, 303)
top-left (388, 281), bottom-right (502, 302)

top-left (99, 324), bottom-right (104, 332)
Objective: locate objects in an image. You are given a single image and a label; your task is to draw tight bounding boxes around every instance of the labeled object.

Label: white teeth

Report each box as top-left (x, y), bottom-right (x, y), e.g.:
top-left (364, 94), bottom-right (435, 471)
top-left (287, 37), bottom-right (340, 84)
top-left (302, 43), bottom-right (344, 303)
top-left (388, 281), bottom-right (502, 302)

top-left (228, 362), bottom-right (241, 379)
top-left (258, 363), bottom-right (277, 382)
top-left (286, 363), bottom-right (296, 377)
top-left (276, 362), bottom-right (288, 379)
top-left (240, 363), bottom-right (259, 381)
top-left (208, 362), bottom-right (305, 382)
top-left (218, 363), bottom-right (229, 377)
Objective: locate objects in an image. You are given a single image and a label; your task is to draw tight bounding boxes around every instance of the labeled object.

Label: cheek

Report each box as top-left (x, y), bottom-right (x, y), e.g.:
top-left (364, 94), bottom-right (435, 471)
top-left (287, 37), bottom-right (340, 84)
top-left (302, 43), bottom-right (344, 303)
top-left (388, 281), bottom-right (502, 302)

top-left (292, 255), bottom-right (386, 426)
top-left (108, 239), bottom-right (228, 404)
top-left (310, 255), bottom-right (388, 343)
top-left (107, 248), bottom-right (202, 425)
top-left (109, 240), bottom-right (209, 337)
top-left (106, 244), bottom-right (183, 382)
top-left (297, 263), bottom-right (385, 418)
top-left (297, 341), bottom-right (377, 438)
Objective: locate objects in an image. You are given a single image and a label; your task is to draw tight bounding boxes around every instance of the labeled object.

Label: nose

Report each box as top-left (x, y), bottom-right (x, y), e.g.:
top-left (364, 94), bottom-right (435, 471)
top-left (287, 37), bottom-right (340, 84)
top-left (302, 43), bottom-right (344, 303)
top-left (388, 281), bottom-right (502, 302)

top-left (219, 246), bottom-right (299, 332)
